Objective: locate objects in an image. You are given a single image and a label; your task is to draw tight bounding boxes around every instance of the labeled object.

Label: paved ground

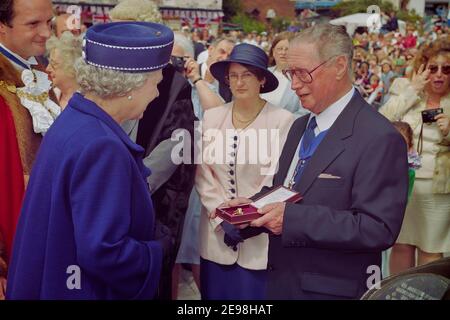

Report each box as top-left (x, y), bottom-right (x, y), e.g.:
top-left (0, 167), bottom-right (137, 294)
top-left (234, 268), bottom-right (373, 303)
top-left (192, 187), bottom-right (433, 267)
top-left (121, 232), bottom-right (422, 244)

top-left (177, 267), bottom-right (201, 300)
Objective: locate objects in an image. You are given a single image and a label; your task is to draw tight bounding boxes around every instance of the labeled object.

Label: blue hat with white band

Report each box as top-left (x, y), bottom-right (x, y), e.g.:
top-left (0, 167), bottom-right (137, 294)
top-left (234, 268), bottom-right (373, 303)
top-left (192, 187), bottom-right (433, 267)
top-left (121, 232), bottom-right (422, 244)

top-left (83, 22), bottom-right (174, 73)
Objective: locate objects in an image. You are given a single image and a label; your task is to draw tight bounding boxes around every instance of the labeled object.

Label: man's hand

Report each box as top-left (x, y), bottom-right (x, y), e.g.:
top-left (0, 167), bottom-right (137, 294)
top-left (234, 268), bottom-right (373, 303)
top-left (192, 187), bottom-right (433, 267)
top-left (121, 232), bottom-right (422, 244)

top-left (435, 113), bottom-right (450, 137)
top-left (184, 58), bottom-right (201, 83)
top-left (250, 202), bottom-right (286, 235)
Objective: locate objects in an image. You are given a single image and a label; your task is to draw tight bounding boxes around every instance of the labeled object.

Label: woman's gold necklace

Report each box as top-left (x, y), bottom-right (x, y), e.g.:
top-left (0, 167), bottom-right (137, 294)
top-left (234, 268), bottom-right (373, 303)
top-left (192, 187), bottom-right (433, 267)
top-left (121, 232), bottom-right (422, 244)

top-left (232, 100), bottom-right (266, 127)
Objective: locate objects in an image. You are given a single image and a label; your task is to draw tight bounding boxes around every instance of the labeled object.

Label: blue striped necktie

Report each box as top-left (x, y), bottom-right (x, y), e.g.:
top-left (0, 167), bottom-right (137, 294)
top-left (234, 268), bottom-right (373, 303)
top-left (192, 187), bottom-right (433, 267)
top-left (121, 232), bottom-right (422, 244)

top-left (301, 116), bottom-right (317, 154)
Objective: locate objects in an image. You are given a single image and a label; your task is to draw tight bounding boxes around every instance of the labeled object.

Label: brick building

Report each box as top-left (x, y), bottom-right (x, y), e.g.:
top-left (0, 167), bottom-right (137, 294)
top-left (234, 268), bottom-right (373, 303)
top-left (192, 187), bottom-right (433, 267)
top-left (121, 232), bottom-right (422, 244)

top-left (240, 0), bottom-right (297, 21)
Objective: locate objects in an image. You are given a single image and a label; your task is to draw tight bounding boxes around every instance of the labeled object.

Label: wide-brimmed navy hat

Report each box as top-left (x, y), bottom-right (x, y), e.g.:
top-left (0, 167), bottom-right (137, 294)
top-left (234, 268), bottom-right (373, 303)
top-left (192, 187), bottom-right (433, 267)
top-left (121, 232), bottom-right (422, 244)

top-left (210, 43), bottom-right (278, 93)
top-left (83, 22), bottom-right (174, 73)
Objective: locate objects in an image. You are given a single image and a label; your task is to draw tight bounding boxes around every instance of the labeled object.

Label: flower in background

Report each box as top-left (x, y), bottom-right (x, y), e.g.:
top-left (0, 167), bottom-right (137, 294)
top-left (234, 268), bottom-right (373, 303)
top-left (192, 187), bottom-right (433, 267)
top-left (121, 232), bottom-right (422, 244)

top-left (408, 150), bottom-right (422, 170)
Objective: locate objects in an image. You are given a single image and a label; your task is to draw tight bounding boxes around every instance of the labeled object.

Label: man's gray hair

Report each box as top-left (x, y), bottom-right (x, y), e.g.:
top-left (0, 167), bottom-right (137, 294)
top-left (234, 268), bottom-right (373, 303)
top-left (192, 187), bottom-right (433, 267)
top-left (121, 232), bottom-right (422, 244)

top-left (74, 58), bottom-right (155, 98)
top-left (174, 32), bottom-right (194, 58)
top-left (291, 24), bottom-right (353, 75)
top-left (210, 37), bottom-right (235, 48)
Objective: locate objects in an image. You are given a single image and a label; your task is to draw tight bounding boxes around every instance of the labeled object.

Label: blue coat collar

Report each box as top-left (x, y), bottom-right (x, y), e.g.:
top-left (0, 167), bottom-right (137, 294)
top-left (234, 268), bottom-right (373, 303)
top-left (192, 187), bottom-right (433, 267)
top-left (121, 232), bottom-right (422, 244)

top-left (68, 92), bottom-right (145, 156)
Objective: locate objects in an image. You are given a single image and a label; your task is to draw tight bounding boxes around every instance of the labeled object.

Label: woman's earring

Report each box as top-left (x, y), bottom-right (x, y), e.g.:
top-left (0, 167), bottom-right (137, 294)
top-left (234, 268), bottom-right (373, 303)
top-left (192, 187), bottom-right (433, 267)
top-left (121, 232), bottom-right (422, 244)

top-left (127, 95), bottom-right (133, 100)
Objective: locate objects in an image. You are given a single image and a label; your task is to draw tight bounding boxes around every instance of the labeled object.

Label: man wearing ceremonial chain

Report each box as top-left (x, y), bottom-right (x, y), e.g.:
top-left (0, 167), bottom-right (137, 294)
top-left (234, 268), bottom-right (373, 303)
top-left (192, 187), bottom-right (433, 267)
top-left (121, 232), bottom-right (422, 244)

top-left (0, 0), bottom-right (58, 285)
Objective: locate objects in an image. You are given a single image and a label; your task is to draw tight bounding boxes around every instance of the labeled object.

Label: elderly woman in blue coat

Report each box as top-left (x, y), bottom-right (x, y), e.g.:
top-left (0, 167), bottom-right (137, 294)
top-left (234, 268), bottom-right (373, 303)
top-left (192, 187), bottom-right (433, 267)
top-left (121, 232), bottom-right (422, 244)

top-left (6, 22), bottom-right (174, 300)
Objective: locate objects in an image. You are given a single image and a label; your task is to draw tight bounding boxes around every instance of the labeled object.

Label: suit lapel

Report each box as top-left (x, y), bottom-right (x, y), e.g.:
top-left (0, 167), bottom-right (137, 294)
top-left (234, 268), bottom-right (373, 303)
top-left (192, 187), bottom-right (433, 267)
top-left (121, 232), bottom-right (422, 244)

top-left (294, 135), bottom-right (345, 196)
top-left (274, 116), bottom-right (308, 185)
top-left (293, 91), bottom-right (365, 196)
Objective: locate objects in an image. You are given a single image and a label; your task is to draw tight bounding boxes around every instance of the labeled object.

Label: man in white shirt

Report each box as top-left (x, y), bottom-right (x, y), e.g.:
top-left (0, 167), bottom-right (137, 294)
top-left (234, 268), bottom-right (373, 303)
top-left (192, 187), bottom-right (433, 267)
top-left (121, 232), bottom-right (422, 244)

top-left (226, 24), bottom-right (409, 300)
top-left (197, 37), bottom-right (235, 102)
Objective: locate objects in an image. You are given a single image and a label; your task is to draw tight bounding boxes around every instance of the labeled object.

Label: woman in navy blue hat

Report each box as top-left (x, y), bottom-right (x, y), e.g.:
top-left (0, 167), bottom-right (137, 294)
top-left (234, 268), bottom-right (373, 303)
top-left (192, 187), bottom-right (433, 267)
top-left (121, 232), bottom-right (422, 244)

top-left (6, 22), bottom-right (174, 300)
top-left (195, 43), bottom-right (294, 299)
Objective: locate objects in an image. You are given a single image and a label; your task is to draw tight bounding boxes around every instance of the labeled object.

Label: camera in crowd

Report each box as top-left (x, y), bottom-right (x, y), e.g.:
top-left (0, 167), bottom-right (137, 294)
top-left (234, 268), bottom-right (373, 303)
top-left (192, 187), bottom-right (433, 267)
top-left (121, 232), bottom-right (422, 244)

top-left (421, 108), bottom-right (443, 123)
top-left (171, 55), bottom-right (187, 74)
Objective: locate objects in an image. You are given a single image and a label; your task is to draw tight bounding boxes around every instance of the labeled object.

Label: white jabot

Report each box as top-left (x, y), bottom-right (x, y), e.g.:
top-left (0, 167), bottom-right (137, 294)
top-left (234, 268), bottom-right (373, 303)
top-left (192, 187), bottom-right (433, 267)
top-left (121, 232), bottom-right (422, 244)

top-left (0, 43), bottom-right (60, 134)
top-left (17, 69), bottom-right (61, 134)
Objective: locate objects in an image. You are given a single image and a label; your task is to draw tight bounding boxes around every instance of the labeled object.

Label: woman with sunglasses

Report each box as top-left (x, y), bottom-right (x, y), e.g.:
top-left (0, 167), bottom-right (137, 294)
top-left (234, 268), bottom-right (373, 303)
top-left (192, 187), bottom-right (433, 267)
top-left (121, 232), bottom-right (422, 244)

top-left (380, 37), bottom-right (450, 275)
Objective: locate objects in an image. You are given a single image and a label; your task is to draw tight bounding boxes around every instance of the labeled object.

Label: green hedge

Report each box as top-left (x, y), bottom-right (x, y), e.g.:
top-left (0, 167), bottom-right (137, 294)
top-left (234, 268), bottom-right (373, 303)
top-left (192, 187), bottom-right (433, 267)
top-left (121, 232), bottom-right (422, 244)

top-left (230, 13), bottom-right (266, 34)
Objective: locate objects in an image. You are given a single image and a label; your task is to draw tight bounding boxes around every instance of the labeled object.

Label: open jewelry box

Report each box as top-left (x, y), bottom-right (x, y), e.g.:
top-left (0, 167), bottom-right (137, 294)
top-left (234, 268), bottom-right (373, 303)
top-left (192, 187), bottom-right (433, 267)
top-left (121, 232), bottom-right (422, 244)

top-left (216, 186), bottom-right (303, 225)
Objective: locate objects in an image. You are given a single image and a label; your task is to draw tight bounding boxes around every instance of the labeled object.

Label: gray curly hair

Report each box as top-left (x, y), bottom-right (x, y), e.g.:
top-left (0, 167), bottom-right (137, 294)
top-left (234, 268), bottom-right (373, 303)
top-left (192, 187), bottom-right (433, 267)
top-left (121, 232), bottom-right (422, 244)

top-left (74, 58), bottom-right (154, 98)
top-left (46, 32), bottom-right (83, 78)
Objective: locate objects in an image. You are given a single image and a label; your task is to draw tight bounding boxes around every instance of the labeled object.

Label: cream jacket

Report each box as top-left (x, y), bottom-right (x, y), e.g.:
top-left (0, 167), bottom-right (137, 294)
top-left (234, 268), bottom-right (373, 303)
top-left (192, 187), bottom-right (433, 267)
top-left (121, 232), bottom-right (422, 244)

top-left (379, 77), bottom-right (450, 193)
top-left (195, 102), bottom-right (294, 270)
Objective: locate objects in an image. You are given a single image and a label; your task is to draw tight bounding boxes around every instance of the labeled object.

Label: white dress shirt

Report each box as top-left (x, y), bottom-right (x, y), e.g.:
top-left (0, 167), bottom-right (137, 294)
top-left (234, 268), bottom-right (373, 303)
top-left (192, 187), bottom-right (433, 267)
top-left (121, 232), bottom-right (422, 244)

top-left (283, 87), bottom-right (355, 187)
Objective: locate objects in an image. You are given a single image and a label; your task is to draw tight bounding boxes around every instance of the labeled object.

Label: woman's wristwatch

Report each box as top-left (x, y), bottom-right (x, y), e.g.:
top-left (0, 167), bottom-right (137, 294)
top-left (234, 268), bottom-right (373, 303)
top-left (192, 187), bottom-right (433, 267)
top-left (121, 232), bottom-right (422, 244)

top-left (192, 77), bottom-right (202, 85)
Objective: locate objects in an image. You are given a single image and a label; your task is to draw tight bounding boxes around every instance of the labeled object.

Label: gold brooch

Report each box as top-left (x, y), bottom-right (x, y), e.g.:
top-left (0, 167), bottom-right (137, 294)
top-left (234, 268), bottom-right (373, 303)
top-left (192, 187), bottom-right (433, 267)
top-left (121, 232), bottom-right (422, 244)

top-left (233, 208), bottom-right (243, 215)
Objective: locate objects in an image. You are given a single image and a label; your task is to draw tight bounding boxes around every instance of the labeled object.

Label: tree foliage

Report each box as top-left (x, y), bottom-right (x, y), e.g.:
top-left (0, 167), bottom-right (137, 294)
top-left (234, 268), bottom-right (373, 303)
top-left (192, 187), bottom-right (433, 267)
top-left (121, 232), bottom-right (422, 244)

top-left (222, 0), bottom-right (243, 22)
top-left (396, 9), bottom-right (422, 24)
top-left (270, 16), bottom-right (291, 33)
top-left (332, 0), bottom-right (422, 24)
top-left (230, 13), bottom-right (266, 33)
top-left (333, 0), bottom-right (394, 16)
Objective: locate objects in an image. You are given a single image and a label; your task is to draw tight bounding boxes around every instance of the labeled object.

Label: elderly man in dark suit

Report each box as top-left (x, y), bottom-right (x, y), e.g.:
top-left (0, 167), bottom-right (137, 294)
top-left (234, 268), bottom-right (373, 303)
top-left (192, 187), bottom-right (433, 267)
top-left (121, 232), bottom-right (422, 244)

top-left (225, 24), bottom-right (409, 299)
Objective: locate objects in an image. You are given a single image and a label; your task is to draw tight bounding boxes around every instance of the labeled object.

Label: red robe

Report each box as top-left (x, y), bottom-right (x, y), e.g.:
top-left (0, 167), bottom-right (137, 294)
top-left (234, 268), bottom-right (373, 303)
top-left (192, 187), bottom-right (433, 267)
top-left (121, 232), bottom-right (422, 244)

top-left (0, 53), bottom-right (44, 263)
top-left (0, 96), bottom-right (24, 262)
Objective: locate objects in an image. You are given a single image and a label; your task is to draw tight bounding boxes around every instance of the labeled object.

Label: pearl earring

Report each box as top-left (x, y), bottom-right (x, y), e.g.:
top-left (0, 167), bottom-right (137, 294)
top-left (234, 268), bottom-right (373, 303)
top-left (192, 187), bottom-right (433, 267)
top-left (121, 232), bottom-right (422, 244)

top-left (127, 95), bottom-right (133, 100)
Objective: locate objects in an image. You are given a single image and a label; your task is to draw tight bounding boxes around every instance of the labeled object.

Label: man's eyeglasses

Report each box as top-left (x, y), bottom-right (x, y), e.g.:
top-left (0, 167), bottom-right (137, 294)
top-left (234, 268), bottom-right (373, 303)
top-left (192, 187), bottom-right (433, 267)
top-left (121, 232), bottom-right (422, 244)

top-left (428, 64), bottom-right (450, 75)
top-left (282, 55), bottom-right (337, 83)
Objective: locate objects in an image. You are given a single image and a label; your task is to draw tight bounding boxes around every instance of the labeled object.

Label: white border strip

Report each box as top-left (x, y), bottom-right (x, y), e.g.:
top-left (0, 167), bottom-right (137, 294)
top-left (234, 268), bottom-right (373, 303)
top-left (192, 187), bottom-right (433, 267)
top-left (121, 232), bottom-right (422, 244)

top-left (87, 38), bottom-right (174, 50)
top-left (86, 60), bottom-right (168, 71)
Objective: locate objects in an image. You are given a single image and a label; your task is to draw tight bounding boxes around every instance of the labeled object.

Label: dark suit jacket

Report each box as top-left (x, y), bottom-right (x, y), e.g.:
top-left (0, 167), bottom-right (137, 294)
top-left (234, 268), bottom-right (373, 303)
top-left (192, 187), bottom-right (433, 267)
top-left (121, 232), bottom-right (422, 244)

top-left (136, 64), bottom-right (196, 299)
top-left (253, 91), bottom-right (409, 300)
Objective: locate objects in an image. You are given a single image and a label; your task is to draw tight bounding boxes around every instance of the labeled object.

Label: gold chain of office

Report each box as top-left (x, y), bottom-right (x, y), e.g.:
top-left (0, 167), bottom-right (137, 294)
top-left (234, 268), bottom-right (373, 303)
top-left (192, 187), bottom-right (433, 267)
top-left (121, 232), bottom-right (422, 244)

top-left (0, 80), bottom-right (50, 105)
